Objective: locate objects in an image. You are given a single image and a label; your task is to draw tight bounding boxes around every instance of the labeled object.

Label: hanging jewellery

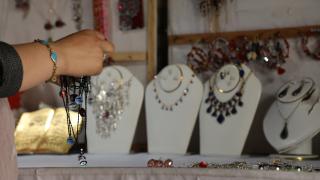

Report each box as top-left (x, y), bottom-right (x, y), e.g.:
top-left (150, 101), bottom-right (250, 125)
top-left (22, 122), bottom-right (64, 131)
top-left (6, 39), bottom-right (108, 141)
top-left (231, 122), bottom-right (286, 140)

top-left (276, 78), bottom-right (315, 139)
top-left (205, 64), bottom-right (251, 124)
top-left (60, 76), bottom-right (90, 166)
top-left (89, 67), bottom-right (132, 138)
top-left (72, 0), bottom-right (83, 31)
top-left (153, 65), bottom-right (195, 111)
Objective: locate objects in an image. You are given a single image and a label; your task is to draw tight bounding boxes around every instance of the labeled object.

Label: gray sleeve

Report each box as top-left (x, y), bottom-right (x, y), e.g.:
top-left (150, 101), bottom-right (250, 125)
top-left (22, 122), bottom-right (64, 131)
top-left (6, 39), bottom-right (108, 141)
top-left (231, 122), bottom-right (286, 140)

top-left (0, 42), bottom-right (23, 98)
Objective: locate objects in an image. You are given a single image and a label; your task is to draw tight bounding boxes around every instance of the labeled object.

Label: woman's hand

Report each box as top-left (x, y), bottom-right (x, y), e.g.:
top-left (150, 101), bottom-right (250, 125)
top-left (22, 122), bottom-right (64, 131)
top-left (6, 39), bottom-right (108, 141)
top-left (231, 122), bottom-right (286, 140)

top-left (52, 30), bottom-right (114, 76)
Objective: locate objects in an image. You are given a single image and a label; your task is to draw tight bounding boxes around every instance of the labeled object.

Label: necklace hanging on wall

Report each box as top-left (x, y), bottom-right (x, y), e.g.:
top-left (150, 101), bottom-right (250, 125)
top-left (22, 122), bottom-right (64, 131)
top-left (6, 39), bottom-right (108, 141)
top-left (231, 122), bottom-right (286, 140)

top-left (72, 0), bottom-right (83, 31)
top-left (205, 64), bottom-right (251, 124)
top-left (89, 67), bottom-right (132, 138)
top-left (60, 76), bottom-right (91, 166)
top-left (117, 0), bottom-right (144, 31)
top-left (198, 0), bottom-right (225, 16)
top-left (153, 65), bottom-right (195, 111)
top-left (93, 0), bottom-right (111, 39)
top-left (15, 0), bottom-right (30, 18)
top-left (276, 78), bottom-right (316, 140)
top-left (31, 0), bottom-right (67, 41)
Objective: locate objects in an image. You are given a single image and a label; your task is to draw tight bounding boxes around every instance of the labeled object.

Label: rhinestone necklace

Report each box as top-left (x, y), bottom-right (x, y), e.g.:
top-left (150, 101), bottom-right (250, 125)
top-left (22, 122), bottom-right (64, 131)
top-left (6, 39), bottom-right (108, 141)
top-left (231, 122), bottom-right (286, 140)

top-left (90, 67), bottom-right (132, 138)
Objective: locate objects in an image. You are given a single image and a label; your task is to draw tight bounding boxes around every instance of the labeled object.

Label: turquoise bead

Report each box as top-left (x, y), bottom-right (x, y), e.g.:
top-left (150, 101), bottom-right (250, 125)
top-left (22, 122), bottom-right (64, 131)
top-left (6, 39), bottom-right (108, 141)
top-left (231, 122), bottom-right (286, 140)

top-left (50, 52), bottom-right (57, 63)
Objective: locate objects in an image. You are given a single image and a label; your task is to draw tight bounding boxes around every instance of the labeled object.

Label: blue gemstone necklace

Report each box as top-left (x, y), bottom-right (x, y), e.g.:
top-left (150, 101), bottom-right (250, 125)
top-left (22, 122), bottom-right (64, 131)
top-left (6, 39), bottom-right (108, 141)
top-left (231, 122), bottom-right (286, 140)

top-left (205, 64), bottom-right (251, 124)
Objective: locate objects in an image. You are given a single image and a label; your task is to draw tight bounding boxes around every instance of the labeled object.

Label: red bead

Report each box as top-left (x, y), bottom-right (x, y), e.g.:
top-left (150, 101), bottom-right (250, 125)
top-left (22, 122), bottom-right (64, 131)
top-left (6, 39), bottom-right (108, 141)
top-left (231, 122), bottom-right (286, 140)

top-left (44, 22), bottom-right (53, 30)
top-left (55, 19), bottom-right (66, 28)
top-left (277, 66), bottom-right (286, 75)
top-left (199, 161), bottom-right (208, 168)
top-left (60, 90), bottom-right (67, 97)
top-left (117, 3), bottom-right (124, 11)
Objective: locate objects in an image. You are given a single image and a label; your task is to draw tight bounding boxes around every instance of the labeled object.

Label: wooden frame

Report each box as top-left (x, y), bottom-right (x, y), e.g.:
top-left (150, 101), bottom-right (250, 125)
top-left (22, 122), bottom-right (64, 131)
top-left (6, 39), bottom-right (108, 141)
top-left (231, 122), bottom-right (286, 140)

top-left (169, 25), bottom-right (320, 45)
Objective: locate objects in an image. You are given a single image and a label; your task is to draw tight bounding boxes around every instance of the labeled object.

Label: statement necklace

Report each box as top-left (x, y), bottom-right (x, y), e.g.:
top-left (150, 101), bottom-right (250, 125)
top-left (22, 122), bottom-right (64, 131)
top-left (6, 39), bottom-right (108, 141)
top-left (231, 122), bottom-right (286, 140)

top-left (153, 65), bottom-right (195, 111)
top-left (89, 67), bottom-right (131, 138)
top-left (276, 78), bottom-right (316, 139)
top-left (205, 64), bottom-right (251, 124)
top-left (60, 76), bottom-right (90, 166)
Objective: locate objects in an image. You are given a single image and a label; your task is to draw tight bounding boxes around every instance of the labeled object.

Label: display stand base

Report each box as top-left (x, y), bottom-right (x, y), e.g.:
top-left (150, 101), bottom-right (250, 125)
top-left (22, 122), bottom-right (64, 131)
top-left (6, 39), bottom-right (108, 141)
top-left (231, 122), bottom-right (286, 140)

top-left (270, 139), bottom-right (318, 160)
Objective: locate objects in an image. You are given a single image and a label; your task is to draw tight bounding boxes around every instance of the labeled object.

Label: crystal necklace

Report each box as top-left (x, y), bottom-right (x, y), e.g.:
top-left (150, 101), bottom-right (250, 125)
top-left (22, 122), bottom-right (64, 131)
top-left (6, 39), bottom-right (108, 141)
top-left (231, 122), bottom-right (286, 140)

top-left (205, 64), bottom-right (251, 124)
top-left (90, 67), bottom-right (132, 138)
top-left (276, 78), bottom-right (316, 139)
top-left (153, 65), bottom-right (195, 111)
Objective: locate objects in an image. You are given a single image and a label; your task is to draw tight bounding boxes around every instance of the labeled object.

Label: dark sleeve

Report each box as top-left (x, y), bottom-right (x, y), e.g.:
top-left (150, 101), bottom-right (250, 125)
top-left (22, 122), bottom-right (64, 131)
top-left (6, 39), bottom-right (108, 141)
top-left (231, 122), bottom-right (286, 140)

top-left (0, 42), bottom-right (23, 98)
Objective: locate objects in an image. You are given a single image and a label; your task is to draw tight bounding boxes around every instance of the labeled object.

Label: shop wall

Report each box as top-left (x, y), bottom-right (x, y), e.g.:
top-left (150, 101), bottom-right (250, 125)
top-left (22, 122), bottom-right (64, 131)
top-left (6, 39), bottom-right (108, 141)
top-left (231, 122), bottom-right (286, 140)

top-left (168, 0), bottom-right (320, 154)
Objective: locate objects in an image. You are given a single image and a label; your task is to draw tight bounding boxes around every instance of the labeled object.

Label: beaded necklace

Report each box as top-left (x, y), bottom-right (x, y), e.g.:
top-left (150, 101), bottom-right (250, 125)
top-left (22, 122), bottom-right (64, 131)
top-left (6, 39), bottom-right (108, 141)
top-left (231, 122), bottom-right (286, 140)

top-left (60, 76), bottom-right (90, 166)
top-left (153, 65), bottom-right (195, 111)
top-left (205, 64), bottom-right (251, 124)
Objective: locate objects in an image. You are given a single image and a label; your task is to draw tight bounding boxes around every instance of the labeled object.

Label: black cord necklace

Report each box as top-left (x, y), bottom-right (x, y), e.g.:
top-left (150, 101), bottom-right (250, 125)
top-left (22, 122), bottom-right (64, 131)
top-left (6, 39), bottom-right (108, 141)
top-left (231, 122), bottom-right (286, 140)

top-left (60, 76), bottom-right (90, 166)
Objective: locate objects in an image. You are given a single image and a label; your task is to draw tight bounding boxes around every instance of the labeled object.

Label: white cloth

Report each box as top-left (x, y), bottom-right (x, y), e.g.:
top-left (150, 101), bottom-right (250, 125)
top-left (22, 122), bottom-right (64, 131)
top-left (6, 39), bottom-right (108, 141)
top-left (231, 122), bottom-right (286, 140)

top-left (0, 98), bottom-right (18, 180)
top-left (18, 167), bottom-right (320, 180)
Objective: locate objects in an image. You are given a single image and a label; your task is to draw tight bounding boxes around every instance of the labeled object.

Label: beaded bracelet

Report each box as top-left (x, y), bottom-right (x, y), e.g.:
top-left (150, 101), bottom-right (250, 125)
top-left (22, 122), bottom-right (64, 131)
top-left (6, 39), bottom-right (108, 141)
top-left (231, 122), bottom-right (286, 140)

top-left (34, 39), bottom-right (58, 82)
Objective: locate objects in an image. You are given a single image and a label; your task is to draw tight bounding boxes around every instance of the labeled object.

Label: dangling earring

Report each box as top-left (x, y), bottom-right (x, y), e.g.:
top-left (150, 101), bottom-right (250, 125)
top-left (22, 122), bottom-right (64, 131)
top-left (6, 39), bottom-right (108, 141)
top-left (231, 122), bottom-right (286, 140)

top-left (55, 18), bottom-right (66, 28)
top-left (292, 81), bottom-right (304, 96)
top-left (278, 86), bottom-right (289, 98)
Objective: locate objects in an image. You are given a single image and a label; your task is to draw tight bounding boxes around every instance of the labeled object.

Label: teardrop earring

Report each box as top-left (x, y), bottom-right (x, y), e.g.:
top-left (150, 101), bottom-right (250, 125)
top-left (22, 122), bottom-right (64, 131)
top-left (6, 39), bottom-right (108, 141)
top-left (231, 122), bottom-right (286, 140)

top-left (278, 86), bottom-right (289, 98)
top-left (292, 82), bottom-right (304, 96)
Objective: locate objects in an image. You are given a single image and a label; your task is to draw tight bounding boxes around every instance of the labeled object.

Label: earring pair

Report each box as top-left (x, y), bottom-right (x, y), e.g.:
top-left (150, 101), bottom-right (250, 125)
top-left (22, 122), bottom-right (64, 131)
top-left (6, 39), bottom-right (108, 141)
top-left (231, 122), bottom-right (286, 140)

top-left (278, 80), bottom-right (305, 98)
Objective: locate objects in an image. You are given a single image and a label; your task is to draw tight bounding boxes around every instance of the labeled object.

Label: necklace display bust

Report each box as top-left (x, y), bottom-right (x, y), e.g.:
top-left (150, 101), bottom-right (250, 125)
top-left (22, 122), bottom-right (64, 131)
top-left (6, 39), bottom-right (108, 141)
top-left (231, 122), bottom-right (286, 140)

top-left (263, 78), bottom-right (320, 154)
top-left (145, 64), bottom-right (203, 154)
top-left (199, 63), bottom-right (261, 155)
top-left (87, 65), bottom-right (144, 154)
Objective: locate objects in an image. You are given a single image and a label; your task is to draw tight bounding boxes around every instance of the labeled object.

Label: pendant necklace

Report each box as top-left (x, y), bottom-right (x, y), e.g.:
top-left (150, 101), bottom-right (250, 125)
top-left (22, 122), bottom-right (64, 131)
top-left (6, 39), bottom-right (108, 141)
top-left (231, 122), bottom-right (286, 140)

top-left (153, 65), bottom-right (195, 111)
top-left (276, 78), bottom-right (316, 140)
top-left (89, 67), bottom-right (132, 138)
top-left (205, 64), bottom-right (251, 124)
top-left (60, 76), bottom-right (91, 166)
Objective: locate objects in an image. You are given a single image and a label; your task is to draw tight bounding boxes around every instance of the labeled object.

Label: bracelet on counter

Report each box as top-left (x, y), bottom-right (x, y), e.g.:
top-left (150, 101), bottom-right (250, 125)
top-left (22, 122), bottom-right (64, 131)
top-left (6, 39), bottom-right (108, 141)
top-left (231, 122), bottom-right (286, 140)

top-left (34, 39), bottom-right (58, 82)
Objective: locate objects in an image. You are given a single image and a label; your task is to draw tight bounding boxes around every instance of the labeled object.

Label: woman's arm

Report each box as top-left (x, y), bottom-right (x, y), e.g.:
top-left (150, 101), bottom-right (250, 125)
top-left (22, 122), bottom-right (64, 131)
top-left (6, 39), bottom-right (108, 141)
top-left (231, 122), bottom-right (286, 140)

top-left (0, 30), bottom-right (113, 97)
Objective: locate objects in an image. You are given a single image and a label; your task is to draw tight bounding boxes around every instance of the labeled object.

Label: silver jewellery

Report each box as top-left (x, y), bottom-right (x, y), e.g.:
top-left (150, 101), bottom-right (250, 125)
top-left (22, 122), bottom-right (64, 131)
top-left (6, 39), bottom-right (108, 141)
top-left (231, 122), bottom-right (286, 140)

top-left (205, 64), bottom-right (250, 124)
top-left (153, 65), bottom-right (195, 111)
top-left (89, 67), bottom-right (132, 138)
top-left (276, 78), bottom-right (316, 139)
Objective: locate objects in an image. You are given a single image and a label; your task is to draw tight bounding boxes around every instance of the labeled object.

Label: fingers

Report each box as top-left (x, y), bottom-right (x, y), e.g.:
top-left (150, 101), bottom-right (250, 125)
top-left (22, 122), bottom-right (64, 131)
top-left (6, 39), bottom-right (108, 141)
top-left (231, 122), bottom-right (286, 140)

top-left (100, 40), bottom-right (115, 54)
top-left (95, 31), bottom-right (106, 40)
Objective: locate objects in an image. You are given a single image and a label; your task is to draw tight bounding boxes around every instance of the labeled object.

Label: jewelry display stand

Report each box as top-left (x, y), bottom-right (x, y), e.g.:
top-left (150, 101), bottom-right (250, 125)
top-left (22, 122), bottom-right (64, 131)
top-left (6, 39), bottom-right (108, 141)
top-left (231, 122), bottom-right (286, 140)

top-left (199, 64), bottom-right (261, 155)
top-left (87, 65), bottom-right (144, 154)
top-left (263, 78), bottom-right (320, 155)
top-left (145, 64), bottom-right (203, 154)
